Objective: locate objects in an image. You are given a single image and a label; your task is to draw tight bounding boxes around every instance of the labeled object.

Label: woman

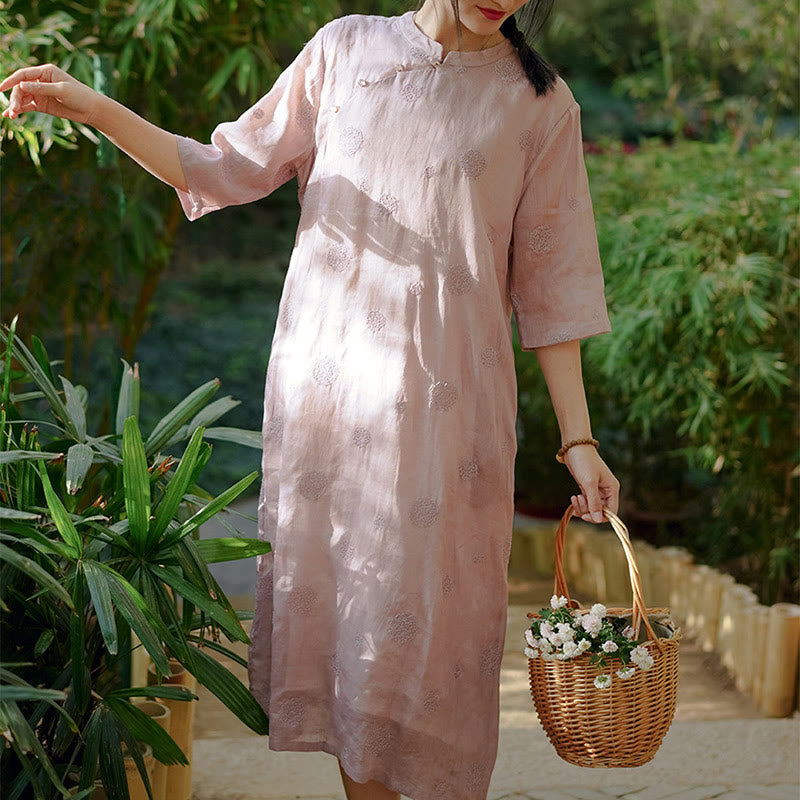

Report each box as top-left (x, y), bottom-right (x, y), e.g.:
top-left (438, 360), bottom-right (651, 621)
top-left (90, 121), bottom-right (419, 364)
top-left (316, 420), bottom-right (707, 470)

top-left (1, 1), bottom-right (619, 798)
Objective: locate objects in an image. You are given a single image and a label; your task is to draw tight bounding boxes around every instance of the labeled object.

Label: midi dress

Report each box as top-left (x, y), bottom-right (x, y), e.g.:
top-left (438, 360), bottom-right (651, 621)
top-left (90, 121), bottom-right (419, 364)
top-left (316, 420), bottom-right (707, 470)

top-left (175, 11), bottom-right (611, 799)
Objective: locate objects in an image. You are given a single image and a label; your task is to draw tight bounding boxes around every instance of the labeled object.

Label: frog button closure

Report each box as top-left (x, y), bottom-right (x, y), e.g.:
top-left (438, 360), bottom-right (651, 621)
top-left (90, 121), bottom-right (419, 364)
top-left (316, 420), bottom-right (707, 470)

top-left (357, 78), bottom-right (369, 87)
top-left (429, 58), bottom-right (442, 68)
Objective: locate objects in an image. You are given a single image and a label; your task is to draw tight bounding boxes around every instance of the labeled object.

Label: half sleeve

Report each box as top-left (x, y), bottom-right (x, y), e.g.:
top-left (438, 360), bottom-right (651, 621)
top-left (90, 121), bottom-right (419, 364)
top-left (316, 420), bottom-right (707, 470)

top-left (175, 27), bottom-right (325, 220)
top-left (509, 101), bottom-right (611, 349)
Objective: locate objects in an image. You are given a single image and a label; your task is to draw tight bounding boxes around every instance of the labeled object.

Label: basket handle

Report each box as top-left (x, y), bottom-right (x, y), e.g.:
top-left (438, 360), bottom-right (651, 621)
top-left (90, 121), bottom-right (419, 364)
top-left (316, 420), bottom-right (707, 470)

top-left (553, 505), bottom-right (665, 651)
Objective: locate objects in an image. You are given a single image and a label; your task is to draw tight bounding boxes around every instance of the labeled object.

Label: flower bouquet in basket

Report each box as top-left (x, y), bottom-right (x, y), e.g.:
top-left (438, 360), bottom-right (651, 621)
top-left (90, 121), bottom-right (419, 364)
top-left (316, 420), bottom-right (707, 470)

top-left (525, 507), bottom-right (681, 768)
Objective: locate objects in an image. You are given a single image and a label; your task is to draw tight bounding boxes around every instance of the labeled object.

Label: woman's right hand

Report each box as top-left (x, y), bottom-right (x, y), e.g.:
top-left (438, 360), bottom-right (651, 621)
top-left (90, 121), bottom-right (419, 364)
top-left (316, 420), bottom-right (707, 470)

top-left (1, 64), bottom-right (100, 125)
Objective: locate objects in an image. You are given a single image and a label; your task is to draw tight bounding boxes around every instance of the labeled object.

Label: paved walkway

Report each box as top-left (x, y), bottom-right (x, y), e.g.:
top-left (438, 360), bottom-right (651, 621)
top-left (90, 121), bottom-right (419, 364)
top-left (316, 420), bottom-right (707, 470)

top-left (190, 505), bottom-right (800, 799)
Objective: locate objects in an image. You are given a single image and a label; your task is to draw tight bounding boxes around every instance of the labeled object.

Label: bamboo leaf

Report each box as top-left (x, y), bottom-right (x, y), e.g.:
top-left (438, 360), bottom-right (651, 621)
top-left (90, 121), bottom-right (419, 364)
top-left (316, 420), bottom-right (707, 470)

top-left (150, 426), bottom-right (205, 544)
top-left (1, 316), bottom-right (16, 411)
top-left (98, 707), bottom-right (129, 800)
top-left (0, 542), bottom-right (74, 607)
top-left (204, 426), bottom-right (262, 449)
top-left (105, 685), bottom-right (197, 702)
top-left (30, 335), bottom-right (56, 386)
top-left (145, 378), bottom-right (220, 456)
top-left (186, 397), bottom-right (240, 433)
top-left (0, 450), bottom-right (61, 464)
top-left (96, 563), bottom-right (170, 676)
top-left (65, 443), bottom-right (93, 494)
top-left (106, 697), bottom-right (189, 766)
top-left (122, 417), bottom-right (151, 552)
top-left (37, 462), bottom-right (82, 558)
top-left (79, 707), bottom-right (103, 793)
top-left (183, 645), bottom-right (268, 734)
top-left (165, 471), bottom-right (258, 545)
top-left (193, 537), bottom-right (271, 563)
top-left (83, 561), bottom-right (119, 655)
top-left (115, 359), bottom-right (140, 436)
top-left (59, 376), bottom-right (87, 441)
top-left (0, 507), bottom-right (42, 520)
top-left (149, 563), bottom-right (248, 643)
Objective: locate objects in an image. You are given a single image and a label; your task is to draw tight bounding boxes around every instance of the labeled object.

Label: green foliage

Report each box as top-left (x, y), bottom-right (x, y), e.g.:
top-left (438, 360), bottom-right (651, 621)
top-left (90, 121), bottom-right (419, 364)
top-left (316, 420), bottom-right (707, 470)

top-left (515, 136), bottom-right (799, 603)
top-left (0, 322), bottom-right (270, 799)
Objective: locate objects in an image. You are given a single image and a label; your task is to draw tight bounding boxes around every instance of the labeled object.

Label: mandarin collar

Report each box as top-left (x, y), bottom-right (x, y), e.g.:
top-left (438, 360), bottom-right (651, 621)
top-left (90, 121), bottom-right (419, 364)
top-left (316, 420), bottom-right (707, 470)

top-left (397, 9), bottom-right (515, 67)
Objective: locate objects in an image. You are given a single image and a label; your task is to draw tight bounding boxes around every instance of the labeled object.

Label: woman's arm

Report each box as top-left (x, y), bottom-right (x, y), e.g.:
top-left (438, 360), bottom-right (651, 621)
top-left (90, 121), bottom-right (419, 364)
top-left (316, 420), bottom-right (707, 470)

top-left (0, 64), bottom-right (187, 192)
top-left (534, 339), bottom-right (620, 523)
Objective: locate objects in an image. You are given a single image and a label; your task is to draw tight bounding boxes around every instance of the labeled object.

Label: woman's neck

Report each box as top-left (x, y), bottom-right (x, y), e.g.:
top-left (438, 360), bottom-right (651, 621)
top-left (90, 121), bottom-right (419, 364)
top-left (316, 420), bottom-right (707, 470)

top-left (413, 2), bottom-right (506, 56)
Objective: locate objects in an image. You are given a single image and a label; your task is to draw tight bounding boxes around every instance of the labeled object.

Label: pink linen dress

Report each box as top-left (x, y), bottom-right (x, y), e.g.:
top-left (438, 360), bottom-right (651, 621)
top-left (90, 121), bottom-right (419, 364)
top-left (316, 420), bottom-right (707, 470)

top-left (175, 11), bottom-right (610, 799)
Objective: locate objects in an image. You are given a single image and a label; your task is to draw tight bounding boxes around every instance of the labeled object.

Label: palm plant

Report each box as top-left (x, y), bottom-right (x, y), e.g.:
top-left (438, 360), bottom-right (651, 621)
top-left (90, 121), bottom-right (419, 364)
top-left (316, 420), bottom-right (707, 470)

top-left (0, 319), bottom-right (271, 800)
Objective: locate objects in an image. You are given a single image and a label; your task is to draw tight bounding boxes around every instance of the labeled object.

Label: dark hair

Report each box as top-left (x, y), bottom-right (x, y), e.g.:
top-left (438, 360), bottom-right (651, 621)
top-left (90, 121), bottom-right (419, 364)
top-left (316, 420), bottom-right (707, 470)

top-left (438, 0), bottom-right (558, 96)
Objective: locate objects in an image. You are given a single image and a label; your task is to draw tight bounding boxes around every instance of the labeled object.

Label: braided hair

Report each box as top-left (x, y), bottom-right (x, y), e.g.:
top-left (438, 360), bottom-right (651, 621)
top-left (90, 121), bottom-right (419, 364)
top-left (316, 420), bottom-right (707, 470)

top-left (499, 3), bottom-right (558, 96)
top-left (441, 0), bottom-right (558, 96)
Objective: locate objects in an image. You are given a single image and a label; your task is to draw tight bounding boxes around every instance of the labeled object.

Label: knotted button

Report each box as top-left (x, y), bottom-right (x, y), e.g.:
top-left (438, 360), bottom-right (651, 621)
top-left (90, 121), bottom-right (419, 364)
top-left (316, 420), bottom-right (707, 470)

top-left (429, 58), bottom-right (442, 68)
top-left (395, 63), bottom-right (405, 72)
top-left (357, 78), bottom-right (369, 86)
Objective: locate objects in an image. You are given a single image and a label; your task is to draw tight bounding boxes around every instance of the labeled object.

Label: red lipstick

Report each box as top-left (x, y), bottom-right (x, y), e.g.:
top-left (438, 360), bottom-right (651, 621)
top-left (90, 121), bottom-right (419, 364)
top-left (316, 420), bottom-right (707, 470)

top-left (477, 6), bottom-right (504, 20)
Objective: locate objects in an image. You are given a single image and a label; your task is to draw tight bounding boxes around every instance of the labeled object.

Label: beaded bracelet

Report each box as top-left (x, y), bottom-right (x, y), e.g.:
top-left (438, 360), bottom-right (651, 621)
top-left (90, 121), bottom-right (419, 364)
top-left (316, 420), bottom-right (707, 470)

top-left (556, 437), bottom-right (599, 464)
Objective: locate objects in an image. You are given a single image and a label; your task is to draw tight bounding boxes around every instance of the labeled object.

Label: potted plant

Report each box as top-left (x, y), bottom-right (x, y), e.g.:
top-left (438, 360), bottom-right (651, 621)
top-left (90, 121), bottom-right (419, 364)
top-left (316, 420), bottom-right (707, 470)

top-left (0, 320), bottom-right (270, 800)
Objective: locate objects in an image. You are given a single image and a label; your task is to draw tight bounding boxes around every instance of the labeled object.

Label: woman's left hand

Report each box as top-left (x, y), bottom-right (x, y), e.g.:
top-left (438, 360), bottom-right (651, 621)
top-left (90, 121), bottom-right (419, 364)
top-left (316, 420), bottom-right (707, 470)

top-left (563, 444), bottom-right (620, 524)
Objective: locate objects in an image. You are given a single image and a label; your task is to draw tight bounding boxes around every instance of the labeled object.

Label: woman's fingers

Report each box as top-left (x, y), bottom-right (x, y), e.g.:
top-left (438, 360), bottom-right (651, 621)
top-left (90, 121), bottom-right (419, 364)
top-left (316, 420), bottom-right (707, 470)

top-left (0, 64), bottom-right (57, 93)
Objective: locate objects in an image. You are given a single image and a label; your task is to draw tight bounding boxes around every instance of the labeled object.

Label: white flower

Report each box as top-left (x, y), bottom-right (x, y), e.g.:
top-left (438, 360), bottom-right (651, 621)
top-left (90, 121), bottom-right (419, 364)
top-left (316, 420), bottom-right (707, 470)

top-left (539, 639), bottom-right (554, 655)
top-left (602, 641), bottom-right (619, 653)
top-left (525, 628), bottom-right (537, 648)
top-left (541, 651), bottom-right (558, 661)
top-left (562, 641), bottom-right (581, 659)
top-left (631, 644), bottom-right (655, 671)
top-left (591, 603), bottom-right (607, 618)
top-left (593, 674), bottom-right (612, 689)
top-left (616, 666), bottom-right (636, 679)
top-left (551, 595), bottom-right (569, 609)
top-left (622, 625), bottom-right (636, 640)
top-left (576, 639), bottom-right (592, 654)
top-left (580, 613), bottom-right (602, 637)
top-left (539, 620), bottom-right (554, 640)
top-left (524, 646), bottom-right (539, 659)
top-left (555, 622), bottom-right (576, 644)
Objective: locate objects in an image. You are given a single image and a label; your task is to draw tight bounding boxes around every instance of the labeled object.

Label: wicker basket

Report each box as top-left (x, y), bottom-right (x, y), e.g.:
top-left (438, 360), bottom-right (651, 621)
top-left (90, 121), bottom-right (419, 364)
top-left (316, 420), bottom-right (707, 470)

top-left (527, 506), bottom-right (681, 768)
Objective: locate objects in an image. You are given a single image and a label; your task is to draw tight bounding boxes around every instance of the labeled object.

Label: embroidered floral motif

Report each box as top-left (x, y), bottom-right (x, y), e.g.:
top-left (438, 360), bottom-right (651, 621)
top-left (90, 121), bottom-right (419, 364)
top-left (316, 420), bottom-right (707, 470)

top-left (453, 662), bottom-right (463, 679)
top-left (518, 129), bottom-right (534, 150)
top-left (494, 57), bottom-right (523, 84)
top-left (479, 641), bottom-right (503, 677)
top-left (442, 574), bottom-right (455, 596)
top-left (423, 690), bottom-right (441, 713)
top-left (388, 611), bottom-right (419, 644)
top-left (528, 224), bottom-right (556, 254)
top-left (394, 399), bottom-right (408, 416)
top-left (458, 459), bottom-right (479, 481)
top-left (480, 346), bottom-right (500, 367)
top-left (298, 470), bottom-right (328, 500)
top-left (428, 380), bottom-right (458, 411)
top-left (409, 46), bottom-right (428, 61)
top-left (472, 550), bottom-right (486, 564)
top-left (458, 149), bottom-right (487, 179)
top-left (329, 655), bottom-right (342, 675)
top-left (400, 83), bottom-right (423, 103)
top-left (444, 264), bottom-right (477, 295)
top-left (312, 356), bottom-right (339, 386)
top-left (338, 125), bottom-right (364, 156)
top-left (354, 633), bottom-right (365, 649)
top-left (275, 696), bottom-right (307, 727)
top-left (275, 163), bottom-right (296, 184)
top-left (409, 496), bottom-right (440, 528)
top-left (338, 534), bottom-right (356, 560)
top-left (352, 426), bottom-right (371, 448)
top-left (364, 723), bottom-right (394, 755)
top-left (568, 194), bottom-right (581, 211)
top-left (281, 299), bottom-right (295, 328)
top-left (251, 108), bottom-right (265, 120)
top-left (409, 281), bottom-right (424, 296)
top-left (377, 193), bottom-right (399, 215)
top-left (287, 585), bottom-right (318, 613)
top-left (434, 780), bottom-right (455, 797)
top-left (510, 290), bottom-right (522, 310)
top-left (423, 164), bottom-right (436, 179)
top-left (327, 243), bottom-right (353, 272)
top-left (465, 761), bottom-right (491, 791)
top-left (374, 513), bottom-right (388, 529)
top-left (264, 415), bottom-right (284, 442)
top-left (366, 309), bottom-right (386, 334)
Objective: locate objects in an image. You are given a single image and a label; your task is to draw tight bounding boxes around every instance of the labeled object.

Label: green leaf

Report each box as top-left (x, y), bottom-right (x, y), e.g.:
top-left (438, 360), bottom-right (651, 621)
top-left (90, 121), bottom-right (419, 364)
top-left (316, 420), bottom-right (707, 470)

top-left (83, 561), bottom-right (119, 655)
top-left (183, 645), bottom-right (268, 734)
top-left (0, 542), bottom-right (74, 607)
top-left (59, 376), bottom-right (87, 441)
top-left (186, 397), bottom-right (240, 433)
top-left (204, 426), bottom-right (262, 449)
top-left (31, 335), bottom-right (56, 386)
top-left (122, 417), bottom-right (151, 553)
top-left (98, 707), bottom-right (129, 800)
top-left (0, 686), bottom-right (66, 702)
top-left (79, 707), bottom-right (104, 793)
top-left (106, 697), bottom-right (189, 766)
top-left (149, 563), bottom-right (248, 643)
top-left (65, 443), bottom-right (93, 494)
top-left (1, 316), bottom-right (17, 411)
top-left (0, 507), bottom-right (42, 520)
top-left (194, 537), bottom-right (271, 563)
top-left (115, 359), bottom-right (140, 435)
top-left (96, 563), bottom-right (170, 676)
top-left (0, 450), bottom-right (61, 464)
top-left (105, 685), bottom-right (197, 702)
top-left (37, 461), bottom-right (82, 558)
top-left (34, 629), bottom-right (55, 658)
top-left (145, 378), bottom-right (220, 456)
top-left (166, 471), bottom-right (258, 545)
top-left (150, 426), bottom-right (205, 544)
